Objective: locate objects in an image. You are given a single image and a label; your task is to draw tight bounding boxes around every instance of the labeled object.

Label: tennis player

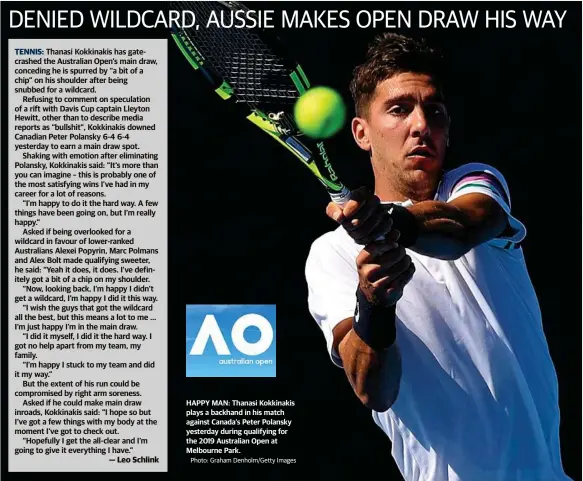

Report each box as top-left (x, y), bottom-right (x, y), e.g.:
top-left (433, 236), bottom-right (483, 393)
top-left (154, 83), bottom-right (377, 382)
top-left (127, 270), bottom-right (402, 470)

top-left (305, 33), bottom-right (571, 481)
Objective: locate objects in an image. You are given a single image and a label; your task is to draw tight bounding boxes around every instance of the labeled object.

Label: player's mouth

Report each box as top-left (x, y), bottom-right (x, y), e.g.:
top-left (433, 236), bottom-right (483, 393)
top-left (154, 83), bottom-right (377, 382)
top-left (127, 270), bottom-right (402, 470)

top-left (407, 146), bottom-right (435, 158)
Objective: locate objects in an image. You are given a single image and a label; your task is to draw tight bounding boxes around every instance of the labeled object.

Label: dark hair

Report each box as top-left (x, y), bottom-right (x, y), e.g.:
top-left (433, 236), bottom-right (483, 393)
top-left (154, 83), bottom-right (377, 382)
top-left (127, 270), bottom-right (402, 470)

top-left (350, 33), bottom-right (446, 117)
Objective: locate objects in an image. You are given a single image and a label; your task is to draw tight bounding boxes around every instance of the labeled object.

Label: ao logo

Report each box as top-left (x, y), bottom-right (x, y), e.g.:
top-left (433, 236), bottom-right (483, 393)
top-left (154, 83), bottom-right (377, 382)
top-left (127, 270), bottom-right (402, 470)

top-left (190, 313), bottom-right (274, 356)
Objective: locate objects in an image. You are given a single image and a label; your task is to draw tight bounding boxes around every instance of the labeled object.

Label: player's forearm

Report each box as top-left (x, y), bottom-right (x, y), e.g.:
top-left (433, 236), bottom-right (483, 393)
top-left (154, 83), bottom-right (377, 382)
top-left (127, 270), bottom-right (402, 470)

top-left (404, 199), bottom-right (504, 260)
top-left (406, 201), bottom-right (471, 259)
top-left (338, 327), bottom-right (402, 412)
top-left (409, 200), bottom-right (468, 234)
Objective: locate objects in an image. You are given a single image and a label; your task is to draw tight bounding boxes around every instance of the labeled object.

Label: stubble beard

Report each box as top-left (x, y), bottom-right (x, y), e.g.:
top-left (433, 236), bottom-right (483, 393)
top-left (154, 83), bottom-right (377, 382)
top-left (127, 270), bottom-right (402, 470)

top-left (372, 154), bottom-right (442, 202)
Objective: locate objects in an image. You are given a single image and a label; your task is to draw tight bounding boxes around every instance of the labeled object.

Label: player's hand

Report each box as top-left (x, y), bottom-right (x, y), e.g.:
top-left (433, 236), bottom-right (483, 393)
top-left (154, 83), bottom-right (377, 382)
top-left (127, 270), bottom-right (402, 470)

top-left (356, 239), bottom-right (415, 306)
top-left (326, 187), bottom-right (394, 245)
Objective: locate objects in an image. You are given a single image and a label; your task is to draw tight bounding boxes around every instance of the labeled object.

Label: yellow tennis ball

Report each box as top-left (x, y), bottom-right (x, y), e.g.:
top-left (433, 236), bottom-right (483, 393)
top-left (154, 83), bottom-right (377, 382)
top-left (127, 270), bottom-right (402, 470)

top-left (294, 86), bottom-right (346, 139)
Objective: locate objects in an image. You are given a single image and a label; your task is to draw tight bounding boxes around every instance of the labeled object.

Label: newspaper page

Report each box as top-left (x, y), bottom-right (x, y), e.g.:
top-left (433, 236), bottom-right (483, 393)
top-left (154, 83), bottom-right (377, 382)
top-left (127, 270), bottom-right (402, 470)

top-left (2, 2), bottom-right (581, 480)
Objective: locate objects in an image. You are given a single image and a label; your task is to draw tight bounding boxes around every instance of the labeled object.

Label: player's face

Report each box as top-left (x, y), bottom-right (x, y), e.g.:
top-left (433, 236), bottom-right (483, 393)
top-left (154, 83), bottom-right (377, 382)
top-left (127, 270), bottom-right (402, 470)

top-left (353, 72), bottom-right (450, 198)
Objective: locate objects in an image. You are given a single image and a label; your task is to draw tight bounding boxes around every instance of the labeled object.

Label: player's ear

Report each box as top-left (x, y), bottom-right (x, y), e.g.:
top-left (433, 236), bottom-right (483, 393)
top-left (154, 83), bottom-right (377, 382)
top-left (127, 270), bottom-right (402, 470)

top-left (351, 117), bottom-right (371, 152)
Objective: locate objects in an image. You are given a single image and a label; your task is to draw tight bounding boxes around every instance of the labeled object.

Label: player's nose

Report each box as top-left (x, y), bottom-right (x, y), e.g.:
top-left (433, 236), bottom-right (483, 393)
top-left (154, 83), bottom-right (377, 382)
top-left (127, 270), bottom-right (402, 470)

top-left (410, 106), bottom-right (430, 139)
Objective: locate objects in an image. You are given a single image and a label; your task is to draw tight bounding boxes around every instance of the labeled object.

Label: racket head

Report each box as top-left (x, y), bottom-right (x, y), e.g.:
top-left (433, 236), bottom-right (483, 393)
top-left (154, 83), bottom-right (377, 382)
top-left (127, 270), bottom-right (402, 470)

top-left (171, 1), bottom-right (350, 203)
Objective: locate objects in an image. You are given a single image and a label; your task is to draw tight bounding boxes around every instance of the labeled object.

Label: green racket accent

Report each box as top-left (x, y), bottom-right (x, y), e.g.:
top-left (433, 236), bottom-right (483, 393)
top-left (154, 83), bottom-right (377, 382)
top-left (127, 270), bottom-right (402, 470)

top-left (253, 110), bottom-right (272, 122)
top-left (247, 111), bottom-right (280, 135)
top-left (296, 65), bottom-right (311, 89)
top-left (171, 33), bottom-right (201, 70)
top-left (173, 32), bottom-right (233, 101)
top-left (215, 81), bottom-right (234, 99)
top-left (290, 65), bottom-right (311, 95)
top-left (290, 71), bottom-right (306, 95)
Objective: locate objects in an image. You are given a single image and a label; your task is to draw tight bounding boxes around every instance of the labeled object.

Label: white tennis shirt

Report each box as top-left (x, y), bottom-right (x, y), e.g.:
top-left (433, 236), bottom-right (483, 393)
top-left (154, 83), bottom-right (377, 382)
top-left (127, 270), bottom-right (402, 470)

top-left (305, 163), bottom-right (571, 481)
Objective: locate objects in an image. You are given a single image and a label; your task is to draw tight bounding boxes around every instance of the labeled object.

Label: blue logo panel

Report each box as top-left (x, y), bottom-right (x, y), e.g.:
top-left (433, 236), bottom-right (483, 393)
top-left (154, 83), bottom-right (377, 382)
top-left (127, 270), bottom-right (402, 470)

top-left (186, 305), bottom-right (276, 377)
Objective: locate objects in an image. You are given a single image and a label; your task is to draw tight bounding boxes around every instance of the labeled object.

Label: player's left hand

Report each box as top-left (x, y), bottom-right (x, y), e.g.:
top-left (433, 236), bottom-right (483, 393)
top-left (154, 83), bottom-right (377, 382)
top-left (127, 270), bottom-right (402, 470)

top-left (326, 187), bottom-right (395, 245)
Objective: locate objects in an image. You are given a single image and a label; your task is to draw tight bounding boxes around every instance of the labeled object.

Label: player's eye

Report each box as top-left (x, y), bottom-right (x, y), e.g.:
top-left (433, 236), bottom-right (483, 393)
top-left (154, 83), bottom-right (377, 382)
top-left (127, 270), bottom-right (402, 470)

top-left (388, 105), bottom-right (409, 116)
top-left (427, 104), bottom-right (447, 117)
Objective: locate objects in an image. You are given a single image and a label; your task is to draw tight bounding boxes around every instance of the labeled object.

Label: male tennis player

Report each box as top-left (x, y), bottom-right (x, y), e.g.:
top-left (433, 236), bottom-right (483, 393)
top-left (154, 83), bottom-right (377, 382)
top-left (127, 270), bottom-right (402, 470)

top-left (305, 33), bottom-right (571, 481)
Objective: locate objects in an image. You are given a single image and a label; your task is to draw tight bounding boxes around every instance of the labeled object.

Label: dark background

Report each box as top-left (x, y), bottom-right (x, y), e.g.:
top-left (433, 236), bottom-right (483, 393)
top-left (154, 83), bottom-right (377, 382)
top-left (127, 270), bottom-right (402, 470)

top-left (2, 2), bottom-right (581, 480)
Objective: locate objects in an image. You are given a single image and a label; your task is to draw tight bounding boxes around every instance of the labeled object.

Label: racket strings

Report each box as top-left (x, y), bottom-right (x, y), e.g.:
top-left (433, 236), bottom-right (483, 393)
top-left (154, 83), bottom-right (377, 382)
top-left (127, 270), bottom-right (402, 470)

top-left (175, 0), bottom-right (299, 106)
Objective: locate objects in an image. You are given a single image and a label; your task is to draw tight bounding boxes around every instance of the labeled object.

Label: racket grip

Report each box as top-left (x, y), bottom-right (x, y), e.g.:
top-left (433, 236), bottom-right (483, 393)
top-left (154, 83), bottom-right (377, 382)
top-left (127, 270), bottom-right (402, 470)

top-left (329, 186), bottom-right (351, 206)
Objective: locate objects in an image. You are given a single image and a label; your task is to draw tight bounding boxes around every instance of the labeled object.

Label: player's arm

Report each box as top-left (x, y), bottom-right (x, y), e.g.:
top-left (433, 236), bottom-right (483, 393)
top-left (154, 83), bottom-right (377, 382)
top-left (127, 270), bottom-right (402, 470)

top-left (333, 240), bottom-right (414, 412)
top-left (397, 192), bottom-right (507, 260)
top-left (327, 175), bottom-right (508, 260)
top-left (333, 317), bottom-right (403, 412)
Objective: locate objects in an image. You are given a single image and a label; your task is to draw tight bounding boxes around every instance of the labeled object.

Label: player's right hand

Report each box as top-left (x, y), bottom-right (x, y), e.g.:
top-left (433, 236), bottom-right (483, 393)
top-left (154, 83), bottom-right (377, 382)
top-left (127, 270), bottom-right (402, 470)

top-left (326, 186), bottom-right (394, 244)
top-left (356, 239), bottom-right (415, 306)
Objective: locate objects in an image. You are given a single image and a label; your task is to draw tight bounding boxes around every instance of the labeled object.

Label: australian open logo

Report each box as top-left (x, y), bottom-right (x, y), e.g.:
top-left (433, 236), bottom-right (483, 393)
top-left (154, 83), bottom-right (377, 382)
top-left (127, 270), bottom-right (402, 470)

top-left (186, 305), bottom-right (276, 377)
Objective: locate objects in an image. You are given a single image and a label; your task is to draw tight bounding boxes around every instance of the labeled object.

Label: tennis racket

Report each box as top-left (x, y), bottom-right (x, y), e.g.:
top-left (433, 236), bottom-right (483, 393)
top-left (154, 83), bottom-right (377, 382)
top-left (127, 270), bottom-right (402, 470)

top-left (170, 0), bottom-right (351, 205)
